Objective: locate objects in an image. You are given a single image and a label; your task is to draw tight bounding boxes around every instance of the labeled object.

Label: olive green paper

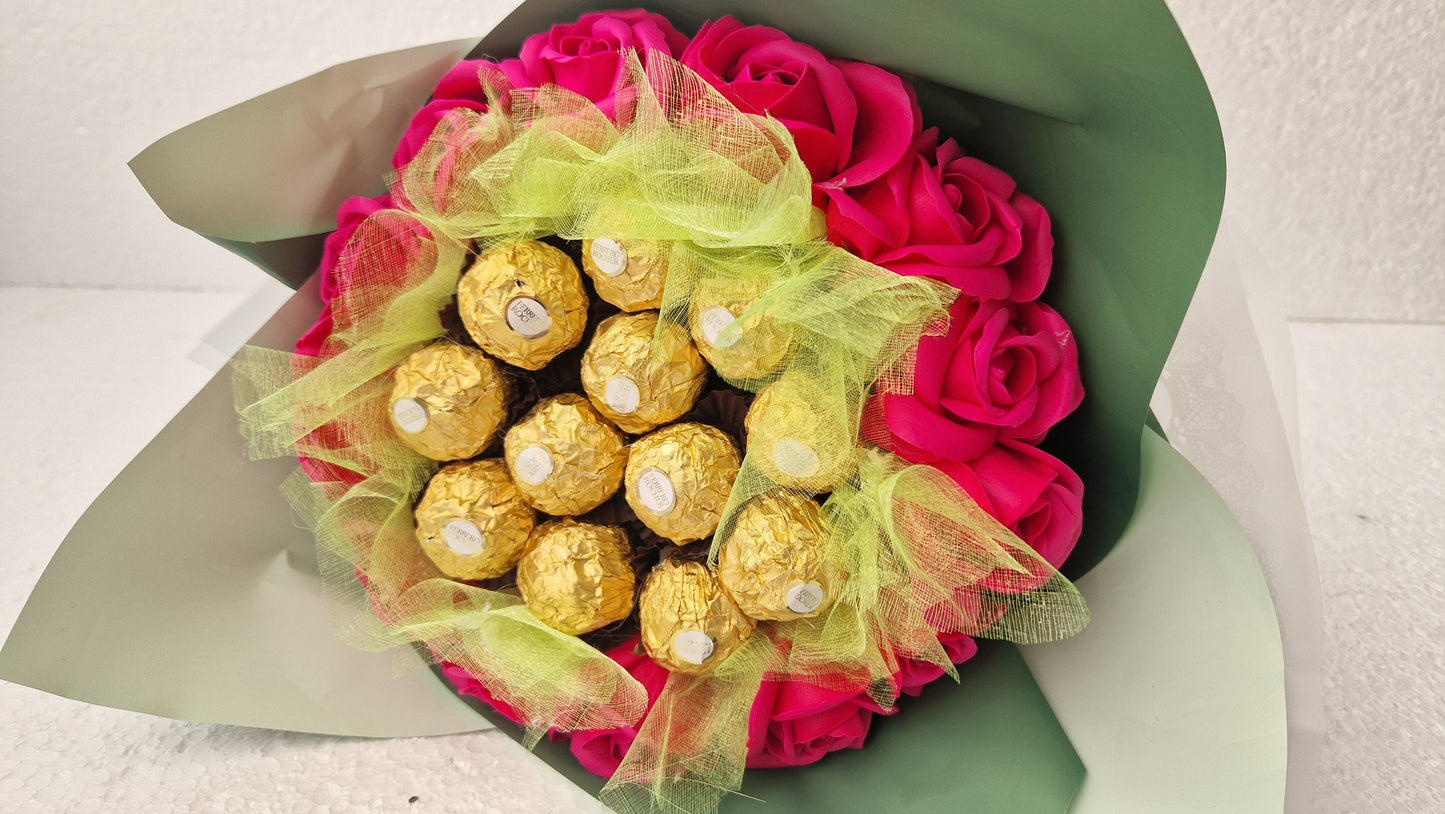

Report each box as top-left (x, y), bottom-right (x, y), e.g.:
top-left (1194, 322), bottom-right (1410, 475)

top-left (0, 1), bottom-right (1275, 812)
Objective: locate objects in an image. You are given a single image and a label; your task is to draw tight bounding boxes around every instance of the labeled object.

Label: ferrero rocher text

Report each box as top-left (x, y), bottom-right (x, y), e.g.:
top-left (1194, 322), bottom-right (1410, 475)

top-left (389, 341), bottom-right (508, 461)
top-left (518, 519), bottom-right (635, 635)
top-left (718, 491), bottom-right (835, 622)
top-left (504, 393), bottom-right (628, 515)
top-left (624, 423), bottom-right (741, 543)
top-left (414, 459), bottom-right (534, 580)
top-left (639, 560), bottom-right (754, 675)
top-left (580, 311), bottom-right (708, 434)
top-left (457, 240), bottom-right (589, 370)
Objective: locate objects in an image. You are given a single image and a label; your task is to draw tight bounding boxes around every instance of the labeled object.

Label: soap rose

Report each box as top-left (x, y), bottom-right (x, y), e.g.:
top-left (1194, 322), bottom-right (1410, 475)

top-left (294, 193), bottom-right (395, 358)
top-left (745, 678), bottom-right (875, 768)
top-left (897, 632), bottom-right (980, 697)
top-left (498, 10), bottom-right (690, 116)
top-left (567, 638), bottom-right (671, 778)
top-left (825, 128), bottom-right (1053, 301)
top-left (935, 439), bottom-right (1085, 570)
top-left (681, 16), bottom-right (920, 190)
top-left (864, 294), bottom-right (1082, 472)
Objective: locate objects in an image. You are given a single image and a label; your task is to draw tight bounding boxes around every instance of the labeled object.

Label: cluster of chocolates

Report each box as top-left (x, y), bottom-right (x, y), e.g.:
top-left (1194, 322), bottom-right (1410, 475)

top-left (391, 237), bottom-right (841, 675)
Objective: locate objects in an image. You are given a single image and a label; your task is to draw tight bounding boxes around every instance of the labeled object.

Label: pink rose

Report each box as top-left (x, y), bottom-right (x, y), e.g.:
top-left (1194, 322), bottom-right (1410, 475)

top-left (389, 59), bottom-right (514, 170)
top-left (441, 661), bottom-right (527, 725)
top-left (391, 99), bottom-right (489, 170)
top-left (680, 16), bottom-right (920, 190)
top-left (745, 678), bottom-right (875, 768)
top-left (934, 440), bottom-right (1085, 570)
top-left (897, 632), bottom-right (979, 697)
top-left (295, 193), bottom-right (395, 358)
top-left (825, 128), bottom-right (1053, 301)
top-left (566, 638), bottom-right (671, 778)
top-left (498, 10), bottom-right (690, 117)
top-left (866, 295), bottom-right (1082, 460)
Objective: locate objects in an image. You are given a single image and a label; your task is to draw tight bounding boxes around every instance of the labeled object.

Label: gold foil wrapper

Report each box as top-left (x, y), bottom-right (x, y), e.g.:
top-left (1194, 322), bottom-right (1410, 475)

top-left (414, 459), bottom-right (535, 580)
top-left (580, 238), bottom-right (669, 312)
top-left (639, 560), bottom-right (755, 675)
top-left (457, 240), bottom-right (589, 370)
top-left (686, 276), bottom-right (792, 381)
top-left (743, 377), bottom-right (856, 493)
top-left (624, 423), bottom-right (741, 544)
top-left (718, 491), bottom-right (836, 622)
top-left (389, 341), bottom-right (509, 461)
top-left (518, 519), bottom-right (635, 635)
top-left (504, 393), bottom-right (628, 515)
top-left (580, 311), bottom-right (708, 434)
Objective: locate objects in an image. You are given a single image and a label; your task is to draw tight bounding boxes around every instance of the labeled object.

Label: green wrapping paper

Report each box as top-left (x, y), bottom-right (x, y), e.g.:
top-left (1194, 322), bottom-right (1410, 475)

top-left (0, 1), bottom-right (1288, 812)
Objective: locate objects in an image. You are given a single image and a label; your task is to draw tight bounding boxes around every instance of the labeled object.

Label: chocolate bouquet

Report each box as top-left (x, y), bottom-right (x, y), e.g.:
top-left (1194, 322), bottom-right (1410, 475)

top-left (2, 2), bottom-right (1293, 812)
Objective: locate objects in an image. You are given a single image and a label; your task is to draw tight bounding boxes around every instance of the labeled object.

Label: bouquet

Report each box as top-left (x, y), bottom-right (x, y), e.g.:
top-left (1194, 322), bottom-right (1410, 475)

top-left (231, 10), bottom-right (1093, 812)
top-left (2, 2), bottom-right (1293, 812)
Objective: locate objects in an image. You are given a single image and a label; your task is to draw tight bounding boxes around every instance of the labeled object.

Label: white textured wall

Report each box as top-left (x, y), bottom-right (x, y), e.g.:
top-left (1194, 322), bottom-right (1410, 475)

top-left (2, 1), bottom-right (1442, 319)
top-left (1168, 0), bottom-right (1445, 321)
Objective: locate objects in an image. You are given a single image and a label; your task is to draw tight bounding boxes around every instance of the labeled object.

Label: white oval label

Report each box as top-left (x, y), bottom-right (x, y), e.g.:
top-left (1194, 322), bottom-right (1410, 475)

top-left (604, 376), bottom-right (641, 414)
top-left (771, 438), bottom-right (821, 478)
top-left (514, 445), bottom-right (554, 485)
top-left (785, 581), bottom-right (826, 615)
top-left (506, 297), bottom-right (552, 338)
top-left (672, 629), bottom-right (716, 664)
top-left (636, 467), bottom-right (677, 514)
top-left (391, 398), bottom-right (429, 434)
top-left (699, 305), bottom-right (740, 349)
top-left (590, 239), bottom-right (628, 277)
top-left (442, 519), bottom-right (486, 556)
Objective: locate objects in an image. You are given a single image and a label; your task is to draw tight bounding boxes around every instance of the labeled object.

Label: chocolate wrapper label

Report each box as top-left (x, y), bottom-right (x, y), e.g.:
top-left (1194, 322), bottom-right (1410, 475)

top-left (515, 445), bottom-right (555, 485)
top-left (391, 398), bottom-right (429, 433)
top-left (589, 239), bottom-right (628, 276)
top-left (699, 306), bottom-right (739, 349)
top-left (637, 468), bottom-right (677, 514)
top-left (604, 376), bottom-right (641, 414)
top-left (671, 630), bottom-right (716, 665)
top-left (785, 581), bottom-right (826, 615)
top-left (442, 520), bottom-right (484, 555)
top-left (505, 297), bottom-right (552, 338)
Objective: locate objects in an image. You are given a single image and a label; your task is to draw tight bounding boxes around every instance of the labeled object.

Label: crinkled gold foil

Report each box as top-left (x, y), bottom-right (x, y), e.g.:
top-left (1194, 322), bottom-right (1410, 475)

top-left (624, 423), bottom-right (741, 544)
top-left (389, 341), bottom-right (508, 461)
top-left (580, 311), bottom-right (708, 434)
top-left (503, 393), bottom-right (628, 515)
top-left (580, 238), bottom-right (669, 312)
top-left (457, 240), bottom-right (589, 370)
top-left (414, 459), bottom-right (535, 580)
top-left (518, 519), bottom-right (635, 635)
top-left (717, 491), bottom-right (836, 622)
top-left (639, 560), bottom-right (755, 675)
top-left (686, 275), bottom-right (792, 382)
top-left (743, 377), bottom-right (856, 493)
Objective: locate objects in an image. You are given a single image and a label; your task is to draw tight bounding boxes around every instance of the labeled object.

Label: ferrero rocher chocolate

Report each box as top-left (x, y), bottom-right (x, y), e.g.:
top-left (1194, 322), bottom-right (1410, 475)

top-left (414, 459), bottom-right (534, 580)
top-left (624, 423), bottom-right (741, 544)
top-left (580, 311), bottom-right (708, 434)
top-left (718, 491), bottom-right (835, 622)
top-left (389, 342), bottom-right (508, 461)
top-left (639, 560), bottom-right (755, 675)
top-left (504, 393), bottom-right (628, 515)
top-left (518, 519), bottom-right (635, 635)
top-left (686, 275), bottom-right (792, 381)
top-left (580, 238), bottom-right (669, 312)
top-left (457, 240), bottom-right (589, 370)
top-left (743, 376), bottom-right (856, 493)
